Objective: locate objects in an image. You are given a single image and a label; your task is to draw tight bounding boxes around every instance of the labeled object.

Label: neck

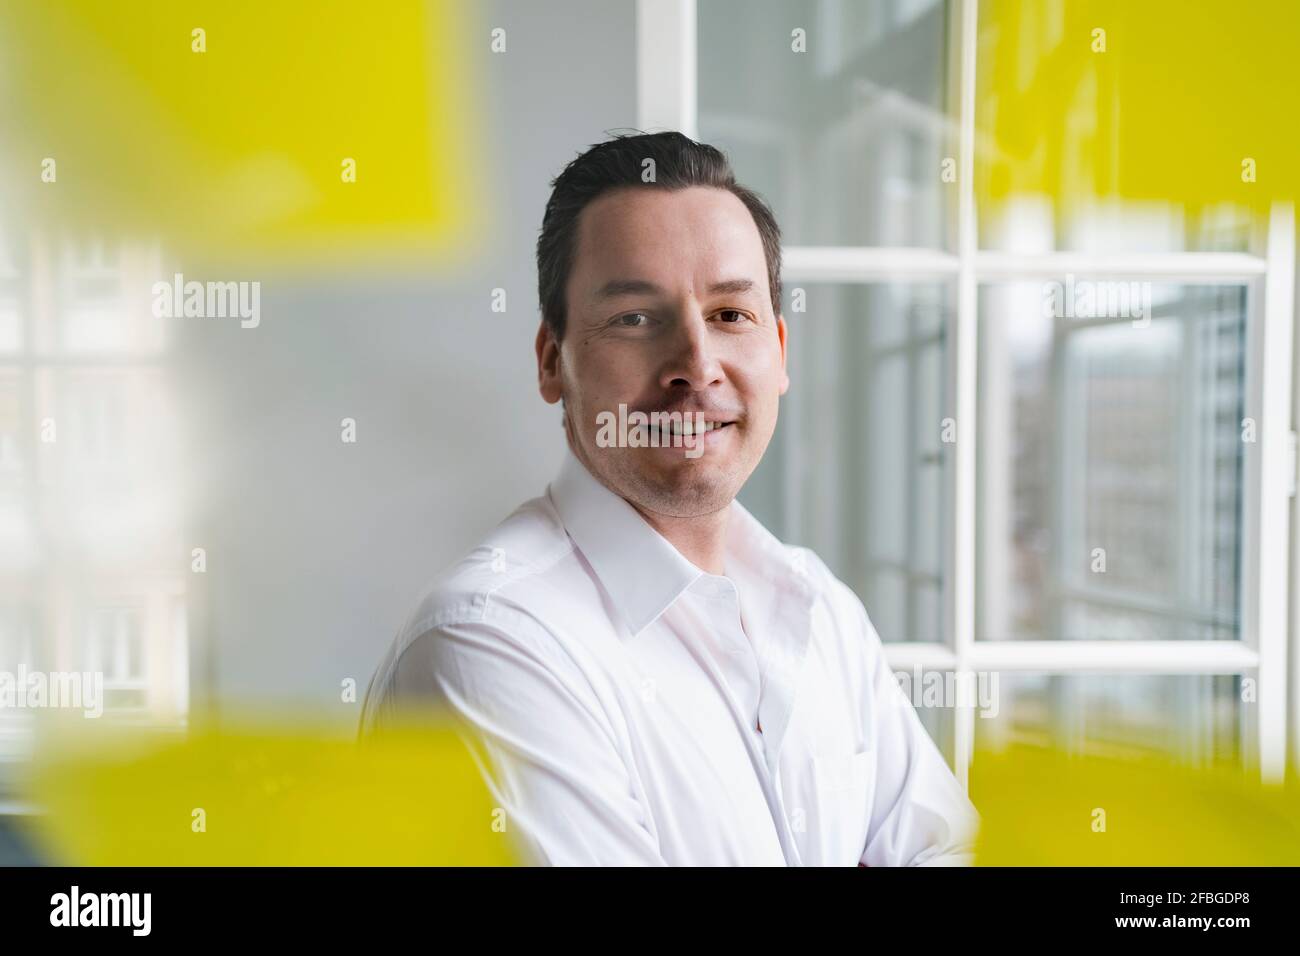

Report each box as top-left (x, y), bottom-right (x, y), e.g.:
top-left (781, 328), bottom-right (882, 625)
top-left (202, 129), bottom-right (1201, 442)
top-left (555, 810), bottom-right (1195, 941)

top-left (631, 503), bottom-right (730, 576)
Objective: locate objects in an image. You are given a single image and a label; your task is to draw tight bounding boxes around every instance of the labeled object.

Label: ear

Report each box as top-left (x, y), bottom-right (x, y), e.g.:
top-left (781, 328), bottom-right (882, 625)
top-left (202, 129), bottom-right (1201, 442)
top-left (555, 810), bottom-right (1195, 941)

top-left (535, 322), bottom-right (564, 404)
top-left (776, 314), bottom-right (790, 396)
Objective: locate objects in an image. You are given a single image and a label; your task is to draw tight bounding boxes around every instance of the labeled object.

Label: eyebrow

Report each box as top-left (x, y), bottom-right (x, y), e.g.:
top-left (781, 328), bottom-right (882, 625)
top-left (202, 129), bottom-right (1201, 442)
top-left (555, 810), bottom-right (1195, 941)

top-left (593, 277), bottom-right (759, 300)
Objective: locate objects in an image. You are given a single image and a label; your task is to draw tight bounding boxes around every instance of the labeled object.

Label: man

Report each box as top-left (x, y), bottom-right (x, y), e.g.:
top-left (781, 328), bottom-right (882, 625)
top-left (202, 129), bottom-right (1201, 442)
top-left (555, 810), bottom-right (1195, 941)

top-left (361, 131), bottom-right (979, 866)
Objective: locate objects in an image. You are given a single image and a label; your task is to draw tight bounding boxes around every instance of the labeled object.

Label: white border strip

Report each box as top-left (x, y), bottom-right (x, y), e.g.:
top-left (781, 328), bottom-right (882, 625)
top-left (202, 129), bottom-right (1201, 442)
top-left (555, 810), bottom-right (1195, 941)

top-left (783, 247), bottom-right (960, 281)
top-left (635, 0), bottom-right (697, 137)
top-left (781, 247), bottom-right (1269, 283)
top-left (949, 0), bottom-right (980, 789)
top-left (885, 640), bottom-right (1260, 674)
top-left (977, 251), bottom-right (1267, 281)
top-left (1255, 202), bottom-right (1295, 781)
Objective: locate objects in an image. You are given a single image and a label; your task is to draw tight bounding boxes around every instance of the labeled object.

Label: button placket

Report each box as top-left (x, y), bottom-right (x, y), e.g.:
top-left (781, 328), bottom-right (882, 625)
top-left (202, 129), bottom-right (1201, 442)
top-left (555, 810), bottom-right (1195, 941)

top-left (684, 586), bottom-right (801, 863)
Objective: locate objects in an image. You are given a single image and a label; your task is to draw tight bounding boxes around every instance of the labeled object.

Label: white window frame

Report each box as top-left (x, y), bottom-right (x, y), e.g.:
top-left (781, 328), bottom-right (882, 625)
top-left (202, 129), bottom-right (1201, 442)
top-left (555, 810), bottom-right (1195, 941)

top-left (636, 0), bottom-right (1295, 785)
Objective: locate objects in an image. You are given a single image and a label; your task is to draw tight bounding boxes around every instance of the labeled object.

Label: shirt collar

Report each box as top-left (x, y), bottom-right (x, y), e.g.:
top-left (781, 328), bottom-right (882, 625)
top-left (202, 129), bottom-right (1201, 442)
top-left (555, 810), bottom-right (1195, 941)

top-left (546, 449), bottom-right (813, 637)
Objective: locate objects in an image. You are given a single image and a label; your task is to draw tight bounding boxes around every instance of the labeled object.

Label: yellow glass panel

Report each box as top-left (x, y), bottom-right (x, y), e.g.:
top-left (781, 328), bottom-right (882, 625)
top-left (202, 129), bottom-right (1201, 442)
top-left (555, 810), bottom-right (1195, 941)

top-left (23, 719), bottom-right (519, 866)
top-left (0, 1), bottom-right (484, 267)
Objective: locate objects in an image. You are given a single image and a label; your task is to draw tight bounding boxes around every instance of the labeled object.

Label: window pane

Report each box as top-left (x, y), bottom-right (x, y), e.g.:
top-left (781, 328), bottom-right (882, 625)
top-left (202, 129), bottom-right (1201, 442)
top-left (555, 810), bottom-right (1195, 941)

top-left (0, 234), bottom-right (189, 795)
top-left (974, 673), bottom-right (1242, 767)
top-left (915, 697), bottom-right (954, 768)
top-left (895, 668), bottom-right (958, 768)
top-left (974, 1), bottom-right (1262, 255)
top-left (49, 240), bottom-right (166, 356)
top-left (0, 231), bottom-right (21, 354)
top-left (978, 197), bottom-right (1258, 257)
top-left (976, 283), bottom-right (1246, 641)
top-left (741, 282), bottom-right (950, 643)
top-left (0, 606), bottom-right (37, 765)
top-left (698, 0), bottom-right (952, 248)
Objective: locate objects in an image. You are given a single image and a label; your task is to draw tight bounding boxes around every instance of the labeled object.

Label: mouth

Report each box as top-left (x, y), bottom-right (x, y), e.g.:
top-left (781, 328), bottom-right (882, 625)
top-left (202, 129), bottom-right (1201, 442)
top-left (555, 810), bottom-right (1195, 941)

top-left (661, 419), bottom-right (733, 438)
top-left (640, 417), bottom-right (737, 456)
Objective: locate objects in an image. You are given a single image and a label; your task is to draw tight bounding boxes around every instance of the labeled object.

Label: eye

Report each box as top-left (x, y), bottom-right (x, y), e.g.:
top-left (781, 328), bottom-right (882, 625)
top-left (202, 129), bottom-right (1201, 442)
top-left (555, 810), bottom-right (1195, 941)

top-left (715, 309), bottom-right (749, 323)
top-left (614, 311), bottom-right (650, 328)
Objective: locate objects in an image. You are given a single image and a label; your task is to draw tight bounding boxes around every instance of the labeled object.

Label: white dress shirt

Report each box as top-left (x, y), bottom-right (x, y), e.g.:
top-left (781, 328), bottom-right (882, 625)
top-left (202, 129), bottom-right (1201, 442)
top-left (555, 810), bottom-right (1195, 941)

top-left (361, 450), bottom-right (980, 866)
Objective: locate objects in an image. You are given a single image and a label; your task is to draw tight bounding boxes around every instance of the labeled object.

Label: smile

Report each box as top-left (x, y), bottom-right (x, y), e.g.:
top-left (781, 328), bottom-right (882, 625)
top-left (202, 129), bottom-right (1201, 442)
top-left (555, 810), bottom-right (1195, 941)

top-left (594, 405), bottom-right (739, 459)
top-left (663, 420), bottom-right (731, 437)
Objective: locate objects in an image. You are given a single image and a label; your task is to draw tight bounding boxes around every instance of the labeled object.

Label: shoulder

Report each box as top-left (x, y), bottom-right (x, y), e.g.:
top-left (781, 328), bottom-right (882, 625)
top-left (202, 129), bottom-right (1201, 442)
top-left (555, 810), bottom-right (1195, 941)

top-left (359, 484), bottom-right (640, 803)
top-left (393, 490), bottom-right (606, 662)
top-left (731, 502), bottom-right (877, 640)
top-left (788, 544), bottom-right (888, 652)
top-left (362, 493), bottom-right (595, 719)
top-left (768, 541), bottom-right (872, 625)
top-left (400, 495), bottom-right (573, 632)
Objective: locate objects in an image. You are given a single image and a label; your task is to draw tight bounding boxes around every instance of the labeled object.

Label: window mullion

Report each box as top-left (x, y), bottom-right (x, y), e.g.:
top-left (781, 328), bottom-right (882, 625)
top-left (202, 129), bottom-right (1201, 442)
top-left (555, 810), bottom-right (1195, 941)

top-left (1250, 201), bottom-right (1296, 781)
top-left (948, 0), bottom-right (980, 788)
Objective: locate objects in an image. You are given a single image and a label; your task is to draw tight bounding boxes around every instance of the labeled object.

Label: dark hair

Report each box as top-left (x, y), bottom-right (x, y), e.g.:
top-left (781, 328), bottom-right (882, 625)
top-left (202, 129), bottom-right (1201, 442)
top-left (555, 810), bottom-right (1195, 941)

top-left (536, 130), bottom-right (782, 340)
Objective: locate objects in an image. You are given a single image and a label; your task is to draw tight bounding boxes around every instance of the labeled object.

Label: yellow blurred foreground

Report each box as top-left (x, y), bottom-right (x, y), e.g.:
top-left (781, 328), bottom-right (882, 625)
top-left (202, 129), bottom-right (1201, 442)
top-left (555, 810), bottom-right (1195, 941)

top-left (973, 745), bottom-right (1300, 866)
top-left (20, 718), bottom-right (518, 866)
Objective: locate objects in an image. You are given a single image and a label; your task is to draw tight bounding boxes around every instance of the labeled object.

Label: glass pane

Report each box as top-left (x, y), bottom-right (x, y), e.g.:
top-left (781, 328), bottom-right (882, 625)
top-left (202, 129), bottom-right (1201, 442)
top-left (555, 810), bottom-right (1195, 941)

top-left (0, 605), bottom-right (37, 766)
top-left (698, 0), bottom-right (952, 248)
top-left (895, 668), bottom-right (958, 768)
top-left (974, 673), bottom-right (1243, 767)
top-left (0, 233), bottom-right (189, 794)
top-left (741, 282), bottom-right (951, 643)
top-left (978, 196), bottom-right (1258, 256)
top-left (976, 283), bottom-right (1247, 641)
top-left (973, 2), bottom-right (1263, 254)
top-left (0, 232), bottom-right (21, 354)
top-left (916, 696), bottom-right (955, 768)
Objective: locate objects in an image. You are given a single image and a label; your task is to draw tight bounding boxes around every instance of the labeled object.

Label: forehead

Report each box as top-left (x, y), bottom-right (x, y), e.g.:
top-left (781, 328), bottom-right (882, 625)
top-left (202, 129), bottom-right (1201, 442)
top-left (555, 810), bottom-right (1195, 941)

top-left (567, 186), bottom-right (769, 296)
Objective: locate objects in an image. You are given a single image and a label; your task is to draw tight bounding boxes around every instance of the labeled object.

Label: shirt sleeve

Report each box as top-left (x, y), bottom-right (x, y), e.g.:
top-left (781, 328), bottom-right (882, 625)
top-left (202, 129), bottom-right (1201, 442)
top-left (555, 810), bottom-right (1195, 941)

top-left (854, 599), bottom-right (982, 867)
top-left (365, 614), bottom-right (667, 866)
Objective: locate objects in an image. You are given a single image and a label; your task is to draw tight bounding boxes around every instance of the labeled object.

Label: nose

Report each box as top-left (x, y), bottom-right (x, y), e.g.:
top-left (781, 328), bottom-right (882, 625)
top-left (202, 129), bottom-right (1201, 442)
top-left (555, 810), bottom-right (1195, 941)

top-left (659, 310), bottom-right (724, 392)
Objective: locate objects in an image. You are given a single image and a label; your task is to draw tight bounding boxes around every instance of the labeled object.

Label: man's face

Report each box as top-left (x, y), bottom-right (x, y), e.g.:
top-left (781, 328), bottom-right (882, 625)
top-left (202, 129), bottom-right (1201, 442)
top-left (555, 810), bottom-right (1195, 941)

top-left (536, 185), bottom-right (788, 519)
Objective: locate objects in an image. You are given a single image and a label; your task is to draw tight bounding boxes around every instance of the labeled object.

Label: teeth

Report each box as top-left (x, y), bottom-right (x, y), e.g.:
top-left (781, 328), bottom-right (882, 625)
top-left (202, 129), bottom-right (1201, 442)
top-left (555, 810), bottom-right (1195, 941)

top-left (670, 421), bottom-right (721, 435)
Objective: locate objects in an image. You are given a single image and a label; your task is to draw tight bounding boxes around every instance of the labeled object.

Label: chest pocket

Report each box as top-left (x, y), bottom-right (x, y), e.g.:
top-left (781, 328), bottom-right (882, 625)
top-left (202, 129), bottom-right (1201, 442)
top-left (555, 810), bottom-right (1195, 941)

top-left (794, 749), bottom-right (875, 864)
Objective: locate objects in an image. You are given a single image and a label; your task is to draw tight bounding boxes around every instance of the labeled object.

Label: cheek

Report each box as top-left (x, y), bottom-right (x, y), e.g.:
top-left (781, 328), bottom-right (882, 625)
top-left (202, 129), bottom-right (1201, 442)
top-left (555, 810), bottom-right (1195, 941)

top-left (568, 346), bottom-right (650, 401)
top-left (563, 352), bottom-right (635, 421)
top-left (733, 339), bottom-right (787, 401)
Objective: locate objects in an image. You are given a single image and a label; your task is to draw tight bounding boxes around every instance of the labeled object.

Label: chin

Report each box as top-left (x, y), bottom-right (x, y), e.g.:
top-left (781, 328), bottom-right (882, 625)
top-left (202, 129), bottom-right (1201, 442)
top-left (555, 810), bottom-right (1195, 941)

top-left (634, 459), bottom-right (745, 515)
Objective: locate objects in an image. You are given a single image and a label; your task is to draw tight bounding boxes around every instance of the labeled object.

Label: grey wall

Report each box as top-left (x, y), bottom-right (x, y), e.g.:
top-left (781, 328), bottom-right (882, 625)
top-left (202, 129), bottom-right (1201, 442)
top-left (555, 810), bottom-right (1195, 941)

top-left (178, 1), bottom-right (639, 727)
